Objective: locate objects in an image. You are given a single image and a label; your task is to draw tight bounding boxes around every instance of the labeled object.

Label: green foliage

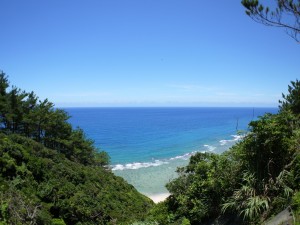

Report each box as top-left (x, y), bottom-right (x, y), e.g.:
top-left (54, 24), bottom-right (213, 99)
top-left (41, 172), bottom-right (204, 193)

top-left (180, 218), bottom-right (191, 225)
top-left (51, 218), bottom-right (67, 225)
top-left (146, 201), bottom-right (175, 224)
top-left (222, 172), bottom-right (270, 223)
top-left (0, 133), bottom-right (153, 224)
top-left (280, 79), bottom-right (300, 114)
top-left (292, 191), bottom-right (300, 224)
top-left (0, 73), bottom-right (154, 224)
top-left (2, 71), bottom-right (300, 224)
top-left (242, 112), bottom-right (296, 182)
top-left (160, 152), bottom-right (241, 224)
top-left (0, 72), bottom-right (109, 166)
top-left (157, 81), bottom-right (300, 224)
top-left (131, 222), bottom-right (158, 225)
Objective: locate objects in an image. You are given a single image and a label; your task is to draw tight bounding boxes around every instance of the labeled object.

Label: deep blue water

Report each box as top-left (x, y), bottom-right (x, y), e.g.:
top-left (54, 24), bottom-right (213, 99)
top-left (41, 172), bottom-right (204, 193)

top-left (65, 107), bottom-right (277, 166)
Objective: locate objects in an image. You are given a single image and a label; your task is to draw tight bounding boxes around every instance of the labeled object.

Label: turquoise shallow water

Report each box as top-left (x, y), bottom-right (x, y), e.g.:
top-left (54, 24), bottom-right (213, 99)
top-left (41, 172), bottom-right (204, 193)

top-left (113, 134), bottom-right (242, 195)
top-left (65, 107), bottom-right (277, 195)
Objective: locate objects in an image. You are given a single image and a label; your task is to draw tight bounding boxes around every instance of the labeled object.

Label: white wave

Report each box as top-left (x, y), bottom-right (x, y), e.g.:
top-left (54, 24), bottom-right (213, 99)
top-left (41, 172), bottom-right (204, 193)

top-left (113, 151), bottom-right (198, 171)
top-left (112, 160), bottom-right (169, 171)
top-left (169, 151), bottom-right (197, 161)
top-left (169, 145), bottom-right (216, 161)
top-left (219, 134), bottom-right (244, 146)
top-left (203, 144), bottom-right (216, 152)
top-left (112, 136), bottom-right (243, 171)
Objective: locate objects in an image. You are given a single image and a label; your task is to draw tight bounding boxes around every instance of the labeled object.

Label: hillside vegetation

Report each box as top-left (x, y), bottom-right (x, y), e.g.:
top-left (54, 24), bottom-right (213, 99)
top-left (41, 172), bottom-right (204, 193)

top-left (0, 71), bottom-right (153, 225)
top-left (145, 81), bottom-right (300, 225)
top-left (1, 70), bottom-right (299, 225)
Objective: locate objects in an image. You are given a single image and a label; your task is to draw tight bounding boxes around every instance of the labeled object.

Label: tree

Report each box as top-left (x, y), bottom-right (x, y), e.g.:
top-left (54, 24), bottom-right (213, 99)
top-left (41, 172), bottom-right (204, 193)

top-left (22, 91), bottom-right (38, 137)
top-left (241, 0), bottom-right (300, 41)
top-left (279, 79), bottom-right (300, 114)
top-left (165, 152), bottom-right (241, 224)
top-left (0, 72), bottom-right (111, 167)
top-left (0, 72), bottom-right (9, 129)
top-left (5, 87), bottom-right (28, 133)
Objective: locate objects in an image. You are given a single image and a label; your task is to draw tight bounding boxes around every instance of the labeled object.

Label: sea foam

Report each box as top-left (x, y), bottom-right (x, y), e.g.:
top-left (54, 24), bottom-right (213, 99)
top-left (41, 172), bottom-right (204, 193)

top-left (219, 134), bottom-right (244, 146)
top-left (112, 160), bottom-right (169, 171)
top-left (112, 134), bottom-right (244, 171)
top-left (112, 144), bottom-right (217, 171)
top-left (203, 144), bottom-right (216, 151)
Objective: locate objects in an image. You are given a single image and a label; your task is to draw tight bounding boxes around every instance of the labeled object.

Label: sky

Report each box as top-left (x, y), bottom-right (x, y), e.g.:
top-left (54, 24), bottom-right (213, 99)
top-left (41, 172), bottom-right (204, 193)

top-left (0, 0), bottom-right (299, 107)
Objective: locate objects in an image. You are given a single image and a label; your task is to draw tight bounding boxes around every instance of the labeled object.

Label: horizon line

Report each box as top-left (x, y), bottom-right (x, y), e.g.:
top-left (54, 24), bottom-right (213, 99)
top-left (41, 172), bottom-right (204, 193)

top-left (57, 106), bottom-right (279, 108)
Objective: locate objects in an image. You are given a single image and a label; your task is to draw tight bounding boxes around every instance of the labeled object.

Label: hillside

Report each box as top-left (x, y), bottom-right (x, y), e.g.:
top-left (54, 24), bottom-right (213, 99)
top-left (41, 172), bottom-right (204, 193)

top-left (1, 70), bottom-right (299, 225)
top-left (143, 81), bottom-right (300, 224)
top-left (0, 72), bottom-right (153, 225)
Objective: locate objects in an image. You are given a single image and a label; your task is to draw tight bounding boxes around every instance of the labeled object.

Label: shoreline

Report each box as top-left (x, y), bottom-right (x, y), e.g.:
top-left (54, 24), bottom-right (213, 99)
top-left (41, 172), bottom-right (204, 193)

top-left (146, 193), bottom-right (170, 203)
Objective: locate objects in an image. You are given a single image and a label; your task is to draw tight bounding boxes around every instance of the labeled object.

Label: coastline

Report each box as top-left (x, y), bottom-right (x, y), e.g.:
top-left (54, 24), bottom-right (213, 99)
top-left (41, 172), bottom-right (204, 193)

top-left (147, 193), bottom-right (170, 203)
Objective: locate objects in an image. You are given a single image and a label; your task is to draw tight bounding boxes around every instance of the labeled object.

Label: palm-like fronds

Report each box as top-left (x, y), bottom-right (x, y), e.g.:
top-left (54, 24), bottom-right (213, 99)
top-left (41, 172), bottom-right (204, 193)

top-left (222, 169), bottom-right (295, 223)
top-left (222, 172), bottom-right (270, 222)
top-left (241, 196), bottom-right (269, 221)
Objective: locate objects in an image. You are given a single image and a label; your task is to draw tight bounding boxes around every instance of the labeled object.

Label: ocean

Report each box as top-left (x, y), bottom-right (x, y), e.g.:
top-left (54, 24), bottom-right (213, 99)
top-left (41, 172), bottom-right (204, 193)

top-left (65, 107), bottom-right (277, 197)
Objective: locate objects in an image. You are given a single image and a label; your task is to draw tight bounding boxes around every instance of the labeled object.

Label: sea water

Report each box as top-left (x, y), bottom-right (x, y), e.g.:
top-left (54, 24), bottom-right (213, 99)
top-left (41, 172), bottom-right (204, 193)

top-left (65, 107), bottom-right (277, 196)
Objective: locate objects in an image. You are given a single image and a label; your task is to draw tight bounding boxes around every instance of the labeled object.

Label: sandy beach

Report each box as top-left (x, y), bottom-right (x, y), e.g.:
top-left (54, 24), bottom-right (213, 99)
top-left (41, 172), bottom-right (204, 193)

top-left (148, 193), bottom-right (170, 203)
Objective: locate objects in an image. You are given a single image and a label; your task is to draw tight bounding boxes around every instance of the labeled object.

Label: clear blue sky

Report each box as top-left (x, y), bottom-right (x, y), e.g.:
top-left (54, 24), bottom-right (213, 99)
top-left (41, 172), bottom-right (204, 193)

top-left (0, 0), bottom-right (298, 107)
